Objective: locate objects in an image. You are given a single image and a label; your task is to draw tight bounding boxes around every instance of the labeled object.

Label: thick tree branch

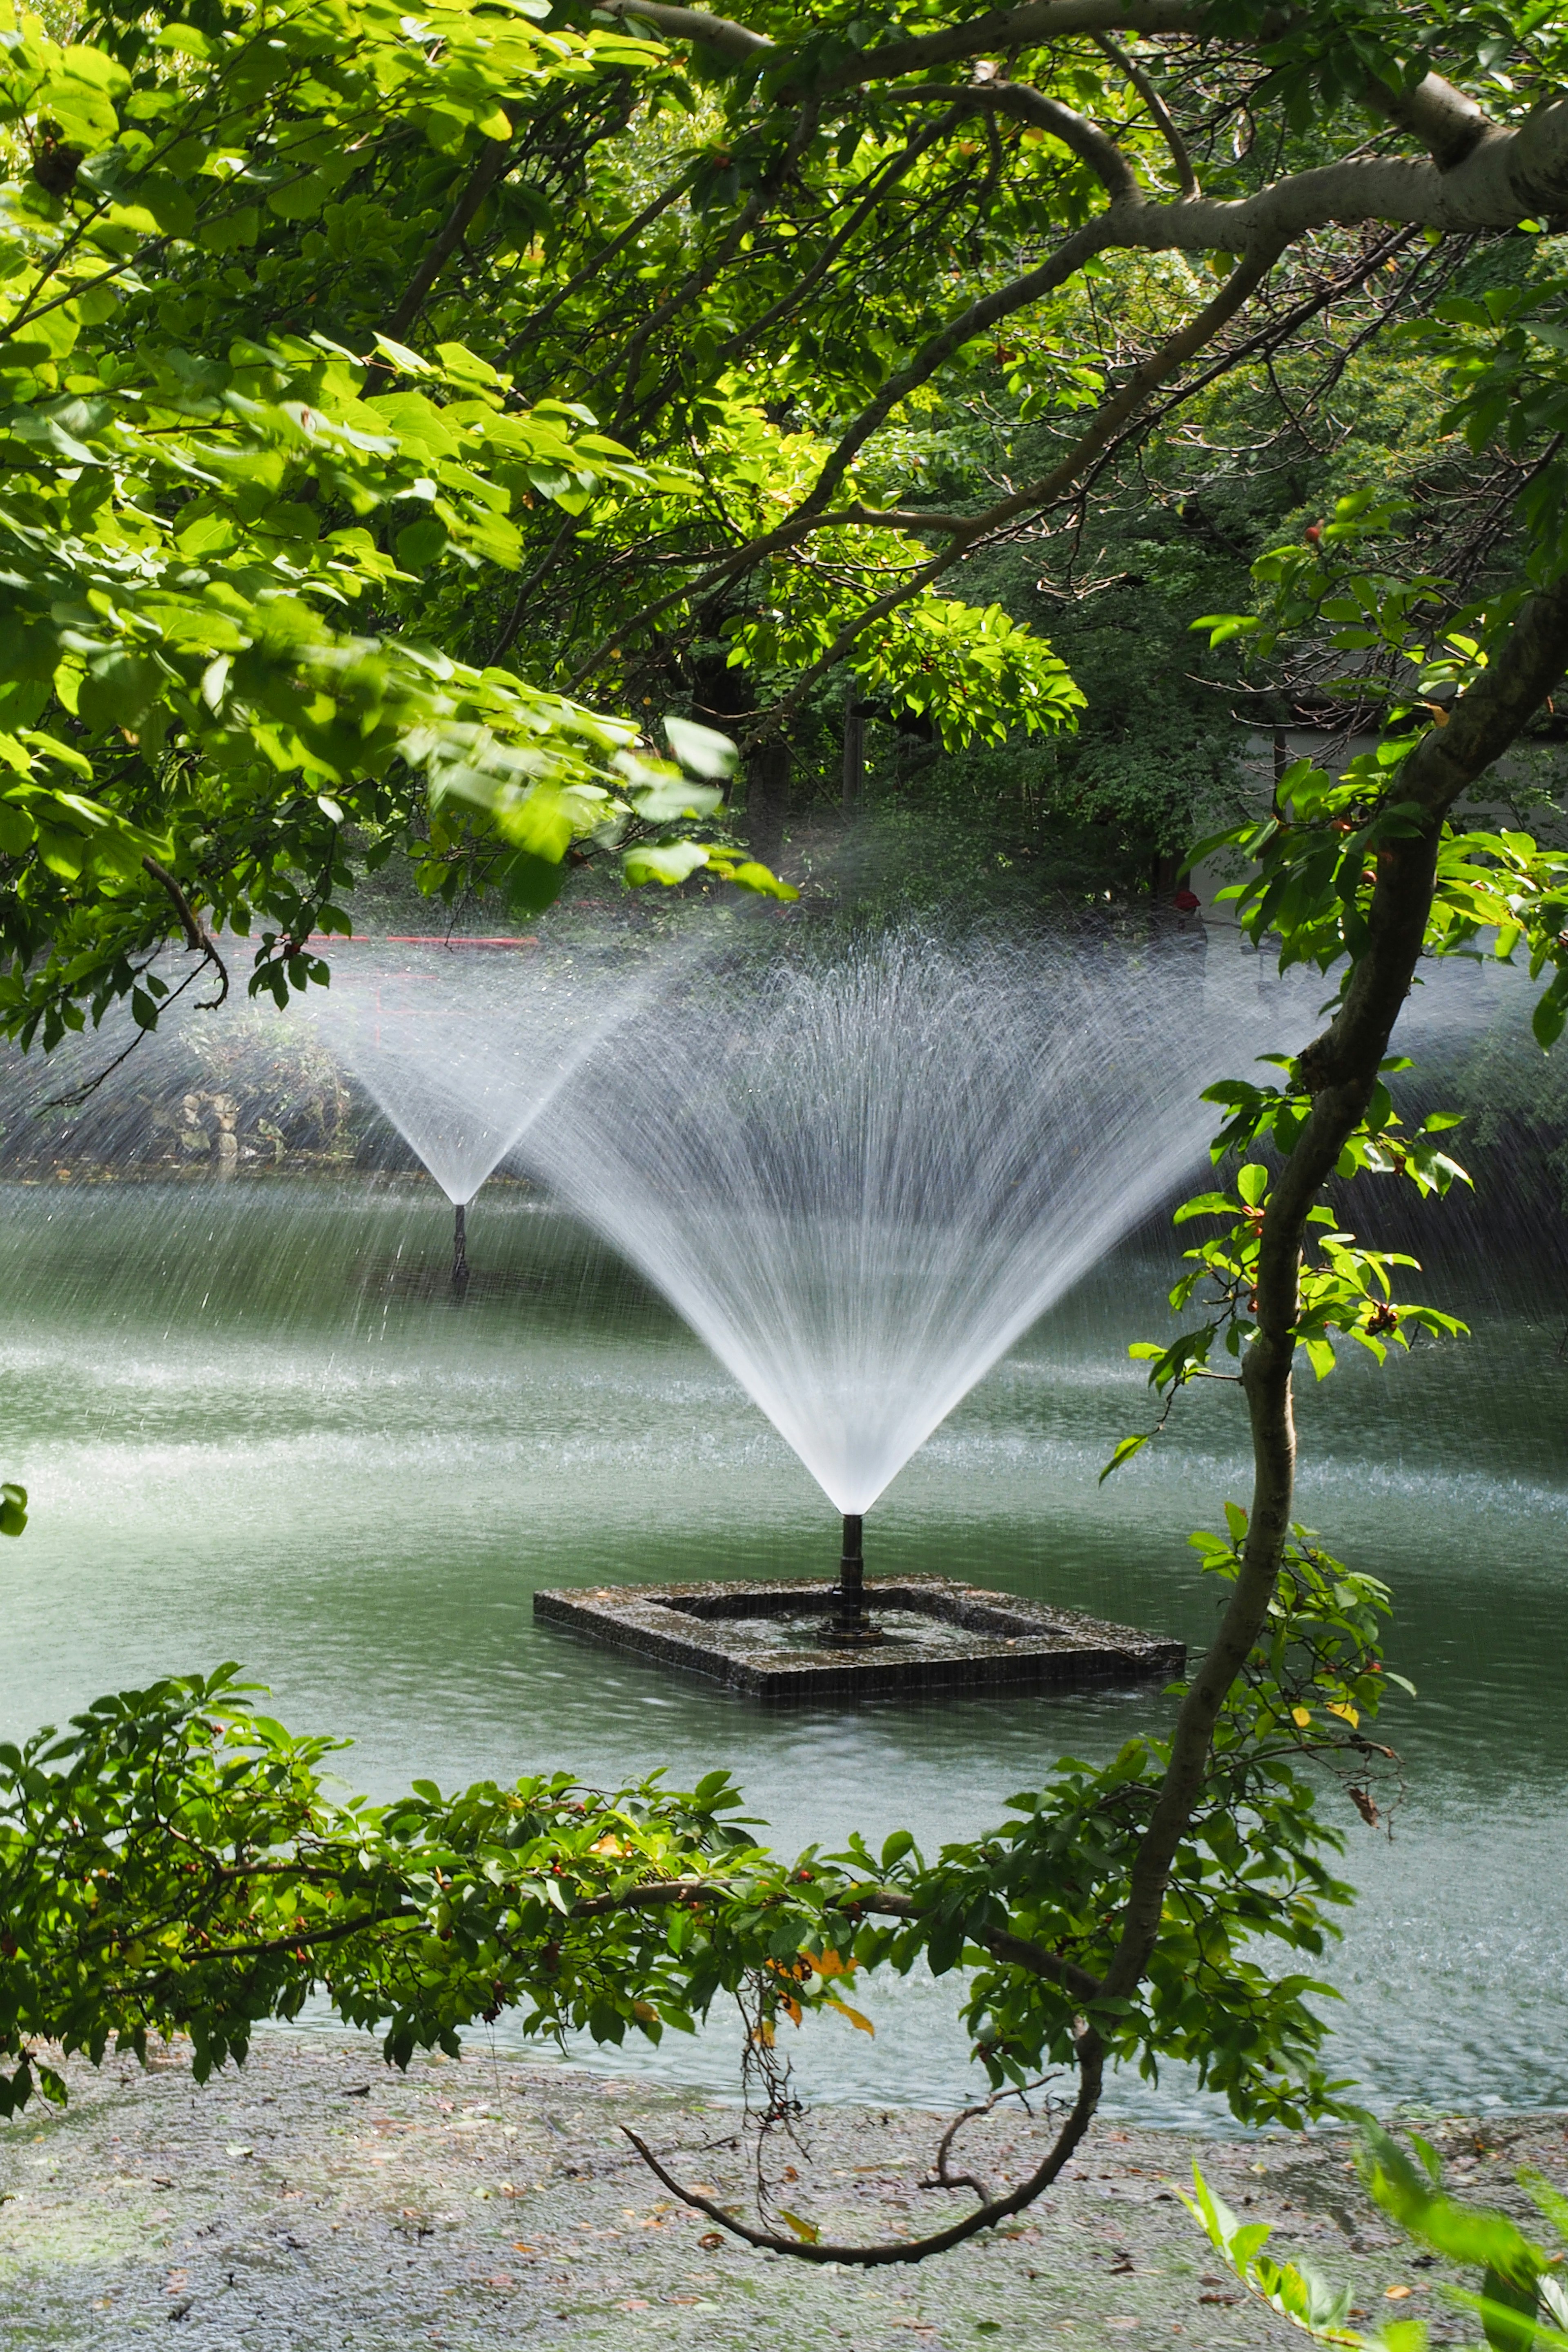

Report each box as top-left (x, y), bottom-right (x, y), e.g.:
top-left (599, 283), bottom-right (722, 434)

top-left (895, 80), bottom-right (1140, 201)
top-left (597, 0), bottom-right (773, 63)
top-left (1361, 67), bottom-right (1494, 173)
top-left (1102, 567), bottom-right (1568, 1998)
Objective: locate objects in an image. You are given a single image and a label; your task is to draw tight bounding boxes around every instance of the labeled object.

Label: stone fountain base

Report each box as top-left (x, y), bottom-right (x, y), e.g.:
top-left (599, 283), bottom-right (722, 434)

top-left (532, 1575), bottom-right (1183, 1701)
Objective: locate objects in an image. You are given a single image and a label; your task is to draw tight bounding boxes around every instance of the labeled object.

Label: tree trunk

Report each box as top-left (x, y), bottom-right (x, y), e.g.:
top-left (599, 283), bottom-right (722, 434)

top-left (842, 695), bottom-right (865, 816)
top-left (747, 735), bottom-right (790, 869)
top-left (1106, 571), bottom-right (1568, 2001)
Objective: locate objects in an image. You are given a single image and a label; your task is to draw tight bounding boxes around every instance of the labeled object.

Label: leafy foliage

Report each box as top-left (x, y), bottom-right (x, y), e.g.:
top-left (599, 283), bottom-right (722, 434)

top-left (1183, 2126), bottom-right (1568, 2352)
top-left (0, 1526), bottom-right (1405, 2137)
top-left (0, 0), bottom-right (805, 1046)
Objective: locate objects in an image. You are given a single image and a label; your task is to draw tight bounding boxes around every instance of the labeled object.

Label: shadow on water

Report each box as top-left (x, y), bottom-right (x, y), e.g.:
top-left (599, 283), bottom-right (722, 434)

top-left (0, 1175), bottom-right (1564, 2123)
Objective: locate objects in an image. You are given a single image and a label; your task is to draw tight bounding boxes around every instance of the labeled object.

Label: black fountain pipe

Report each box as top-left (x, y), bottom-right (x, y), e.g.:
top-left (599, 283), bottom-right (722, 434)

top-left (835, 1512), bottom-right (865, 1637)
top-left (452, 1201), bottom-right (470, 1291)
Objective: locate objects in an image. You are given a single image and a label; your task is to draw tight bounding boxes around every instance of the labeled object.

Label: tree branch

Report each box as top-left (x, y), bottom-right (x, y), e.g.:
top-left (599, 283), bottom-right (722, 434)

top-left (735, 234), bottom-right (1284, 737)
top-left (1092, 33), bottom-right (1198, 196)
top-left (384, 138), bottom-right (514, 343)
top-left (498, 173), bottom-right (697, 361)
top-left (1361, 67), bottom-right (1494, 173)
top-left (895, 80), bottom-right (1140, 201)
top-left (1102, 566), bottom-right (1568, 2000)
top-left (622, 2025), bottom-right (1103, 2265)
top-left (141, 857), bottom-right (228, 1009)
top-left (596, 0), bottom-right (773, 64)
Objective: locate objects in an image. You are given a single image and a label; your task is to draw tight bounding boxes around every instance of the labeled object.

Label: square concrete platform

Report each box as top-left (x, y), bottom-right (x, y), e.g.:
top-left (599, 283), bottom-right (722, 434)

top-left (532, 1575), bottom-right (1184, 1701)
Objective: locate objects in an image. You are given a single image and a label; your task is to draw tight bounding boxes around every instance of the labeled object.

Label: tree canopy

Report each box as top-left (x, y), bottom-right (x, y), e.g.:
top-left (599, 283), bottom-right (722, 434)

top-left (11, 0), bottom-right (1568, 1031)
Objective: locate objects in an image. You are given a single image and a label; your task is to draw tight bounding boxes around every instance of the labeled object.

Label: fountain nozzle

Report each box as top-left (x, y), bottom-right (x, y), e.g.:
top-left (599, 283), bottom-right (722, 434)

top-left (452, 1200), bottom-right (470, 1292)
top-left (823, 1511), bottom-right (882, 1646)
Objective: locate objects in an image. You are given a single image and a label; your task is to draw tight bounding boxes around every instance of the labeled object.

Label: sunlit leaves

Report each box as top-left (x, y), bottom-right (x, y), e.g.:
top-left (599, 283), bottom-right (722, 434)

top-left (1183, 2123), bottom-right (1568, 2352)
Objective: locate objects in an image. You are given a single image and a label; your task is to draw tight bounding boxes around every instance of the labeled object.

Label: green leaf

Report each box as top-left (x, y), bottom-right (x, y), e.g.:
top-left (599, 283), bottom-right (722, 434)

top-left (1099, 1432), bottom-right (1148, 1484)
top-left (663, 715), bottom-right (737, 778)
top-left (621, 838), bottom-right (708, 887)
top-left (776, 2208), bottom-right (821, 2244)
top-left (500, 849), bottom-right (568, 915)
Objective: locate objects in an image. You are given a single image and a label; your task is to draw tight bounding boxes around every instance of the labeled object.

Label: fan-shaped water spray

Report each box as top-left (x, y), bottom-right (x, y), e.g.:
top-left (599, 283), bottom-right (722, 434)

top-left (308, 942), bottom-right (646, 1283)
top-left (530, 931), bottom-right (1278, 1597)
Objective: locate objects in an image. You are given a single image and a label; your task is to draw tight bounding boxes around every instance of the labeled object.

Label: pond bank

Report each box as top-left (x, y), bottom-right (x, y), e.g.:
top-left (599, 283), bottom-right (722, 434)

top-left (3, 2032), bottom-right (1564, 2349)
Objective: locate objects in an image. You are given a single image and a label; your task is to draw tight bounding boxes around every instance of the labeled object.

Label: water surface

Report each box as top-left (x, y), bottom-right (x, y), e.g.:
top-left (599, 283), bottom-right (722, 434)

top-left (1, 1180), bottom-right (1563, 2124)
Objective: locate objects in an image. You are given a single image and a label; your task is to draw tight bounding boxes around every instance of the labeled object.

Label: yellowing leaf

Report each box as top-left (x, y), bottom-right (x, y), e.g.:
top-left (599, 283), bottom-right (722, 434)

top-left (776, 2208), bottom-right (821, 2244)
top-left (590, 1833), bottom-right (626, 1855)
top-left (1291, 1706), bottom-right (1312, 1728)
top-left (826, 1997), bottom-right (875, 2036)
top-left (1327, 1702), bottom-right (1360, 1728)
top-left (807, 1948), bottom-right (857, 1979)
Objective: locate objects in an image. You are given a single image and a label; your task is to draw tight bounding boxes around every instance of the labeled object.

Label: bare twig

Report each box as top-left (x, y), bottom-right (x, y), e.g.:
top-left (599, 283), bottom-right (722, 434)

top-left (919, 2076), bottom-right (1058, 2202)
top-left (142, 857), bottom-right (229, 1009)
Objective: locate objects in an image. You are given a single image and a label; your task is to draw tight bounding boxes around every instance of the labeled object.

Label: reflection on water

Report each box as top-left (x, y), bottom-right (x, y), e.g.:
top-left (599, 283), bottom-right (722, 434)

top-left (0, 1180), bottom-right (1564, 2124)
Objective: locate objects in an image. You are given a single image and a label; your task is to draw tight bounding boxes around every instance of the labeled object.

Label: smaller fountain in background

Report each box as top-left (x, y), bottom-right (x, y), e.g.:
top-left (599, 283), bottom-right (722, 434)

top-left (307, 939), bottom-right (647, 1291)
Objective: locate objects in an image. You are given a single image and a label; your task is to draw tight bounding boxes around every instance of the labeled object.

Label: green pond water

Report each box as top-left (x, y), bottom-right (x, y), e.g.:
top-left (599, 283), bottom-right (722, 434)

top-left (1, 1178), bottom-right (1564, 2125)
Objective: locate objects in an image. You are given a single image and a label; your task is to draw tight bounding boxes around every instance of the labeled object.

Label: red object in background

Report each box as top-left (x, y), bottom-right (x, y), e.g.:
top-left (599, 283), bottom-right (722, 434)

top-left (1173, 889), bottom-right (1200, 913)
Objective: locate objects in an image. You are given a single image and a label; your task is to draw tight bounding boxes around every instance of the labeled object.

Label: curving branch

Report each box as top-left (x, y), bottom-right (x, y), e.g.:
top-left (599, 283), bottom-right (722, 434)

top-left (731, 235), bottom-right (1285, 739)
top-left (563, 213), bottom-right (1116, 685)
top-left (1099, 567), bottom-right (1568, 2003)
top-left (894, 79), bottom-right (1140, 201)
top-left (1091, 32), bottom-right (1198, 197)
top-left (141, 857), bottom-right (229, 1010)
top-left (1360, 66), bottom-right (1495, 173)
top-left (623, 2024), bottom-right (1104, 2266)
top-left (596, 0), bottom-right (774, 64)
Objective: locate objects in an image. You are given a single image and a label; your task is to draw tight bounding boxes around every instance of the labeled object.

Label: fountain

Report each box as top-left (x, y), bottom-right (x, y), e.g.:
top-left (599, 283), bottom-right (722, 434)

top-left (526, 929), bottom-right (1262, 1695)
top-left (307, 940), bottom-right (646, 1292)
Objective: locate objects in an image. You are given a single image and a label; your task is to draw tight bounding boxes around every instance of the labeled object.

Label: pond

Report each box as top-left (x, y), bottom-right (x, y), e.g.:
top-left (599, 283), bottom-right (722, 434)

top-left (0, 1179), bottom-right (1564, 2125)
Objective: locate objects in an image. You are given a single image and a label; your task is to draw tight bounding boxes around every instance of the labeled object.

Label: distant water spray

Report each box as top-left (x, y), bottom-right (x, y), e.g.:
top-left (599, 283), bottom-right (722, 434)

top-left (307, 944), bottom-right (648, 1278)
top-left (530, 932), bottom-right (1280, 1527)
